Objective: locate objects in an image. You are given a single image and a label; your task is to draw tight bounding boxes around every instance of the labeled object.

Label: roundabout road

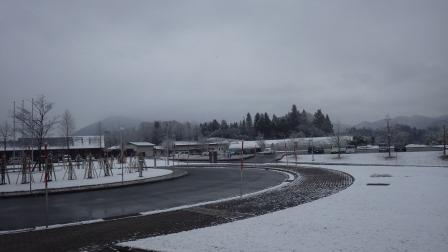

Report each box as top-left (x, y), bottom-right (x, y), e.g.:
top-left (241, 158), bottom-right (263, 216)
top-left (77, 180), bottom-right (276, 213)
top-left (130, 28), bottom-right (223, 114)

top-left (0, 167), bottom-right (286, 231)
top-left (0, 163), bottom-right (354, 252)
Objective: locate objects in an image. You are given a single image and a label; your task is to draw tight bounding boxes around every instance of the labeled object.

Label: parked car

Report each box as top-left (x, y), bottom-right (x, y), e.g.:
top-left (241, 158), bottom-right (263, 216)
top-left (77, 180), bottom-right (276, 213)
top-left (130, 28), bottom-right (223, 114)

top-left (394, 144), bottom-right (407, 152)
top-left (378, 143), bottom-right (390, 152)
top-left (330, 146), bottom-right (346, 154)
top-left (259, 147), bottom-right (275, 155)
top-left (308, 146), bottom-right (325, 154)
top-left (346, 145), bottom-right (356, 153)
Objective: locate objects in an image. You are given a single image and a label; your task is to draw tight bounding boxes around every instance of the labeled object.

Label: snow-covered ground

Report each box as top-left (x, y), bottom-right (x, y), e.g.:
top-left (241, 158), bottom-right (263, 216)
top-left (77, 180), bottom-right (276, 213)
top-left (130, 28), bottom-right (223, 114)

top-left (121, 153), bottom-right (448, 252)
top-left (282, 150), bottom-right (448, 167)
top-left (0, 158), bottom-right (175, 193)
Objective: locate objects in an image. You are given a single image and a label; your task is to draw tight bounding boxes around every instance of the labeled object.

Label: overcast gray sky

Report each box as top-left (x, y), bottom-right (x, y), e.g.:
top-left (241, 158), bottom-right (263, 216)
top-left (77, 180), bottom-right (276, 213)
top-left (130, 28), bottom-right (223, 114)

top-left (1, 0), bottom-right (447, 128)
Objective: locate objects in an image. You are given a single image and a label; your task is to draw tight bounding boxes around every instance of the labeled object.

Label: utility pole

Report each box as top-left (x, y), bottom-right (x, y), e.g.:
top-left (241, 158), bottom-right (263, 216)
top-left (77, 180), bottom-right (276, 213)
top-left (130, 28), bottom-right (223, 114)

top-left (98, 122), bottom-right (102, 152)
top-left (30, 98), bottom-right (33, 193)
top-left (386, 115), bottom-right (392, 158)
top-left (240, 140), bottom-right (244, 197)
top-left (12, 101), bottom-right (16, 167)
top-left (120, 127), bottom-right (124, 184)
top-left (444, 125), bottom-right (446, 156)
top-left (294, 142), bottom-right (298, 166)
top-left (310, 138), bottom-right (315, 161)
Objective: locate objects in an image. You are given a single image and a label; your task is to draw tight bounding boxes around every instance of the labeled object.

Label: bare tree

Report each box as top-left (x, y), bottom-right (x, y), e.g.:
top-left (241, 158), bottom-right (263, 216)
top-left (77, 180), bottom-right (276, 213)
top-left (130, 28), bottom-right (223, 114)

top-left (59, 110), bottom-right (75, 153)
top-left (15, 95), bottom-right (58, 171)
top-left (256, 134), bottom-right (266, 152)
top-left (0, 121), bottom-right (11, 153)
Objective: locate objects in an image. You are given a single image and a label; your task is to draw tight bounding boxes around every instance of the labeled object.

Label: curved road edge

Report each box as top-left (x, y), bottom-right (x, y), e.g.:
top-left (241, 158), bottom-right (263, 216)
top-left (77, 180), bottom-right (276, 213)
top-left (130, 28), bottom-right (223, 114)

top-left (0, 169), bottom-right (188, 198)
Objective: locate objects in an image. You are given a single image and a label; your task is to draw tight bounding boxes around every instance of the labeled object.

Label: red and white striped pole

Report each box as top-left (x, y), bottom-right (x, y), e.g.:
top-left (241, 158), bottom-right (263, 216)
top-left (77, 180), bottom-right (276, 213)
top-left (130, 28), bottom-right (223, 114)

top-left (44, 143), bottom-right (49, 228)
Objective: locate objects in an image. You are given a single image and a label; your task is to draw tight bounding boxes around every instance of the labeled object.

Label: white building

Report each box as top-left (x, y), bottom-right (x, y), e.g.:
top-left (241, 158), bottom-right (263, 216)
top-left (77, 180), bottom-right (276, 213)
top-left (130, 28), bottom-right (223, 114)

top-left (127, 142), bottom-right (155, 157)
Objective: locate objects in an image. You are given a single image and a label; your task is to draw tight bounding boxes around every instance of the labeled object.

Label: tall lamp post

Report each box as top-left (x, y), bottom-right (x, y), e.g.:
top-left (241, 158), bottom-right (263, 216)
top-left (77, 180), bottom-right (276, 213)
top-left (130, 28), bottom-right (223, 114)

top-left (386, 115), bottom-right (392, 158)
top-left (120, 127), bottom-right (124, 184)
top-left (443, 125), bottom-right (446, 157)
top-left (240, 140), bottom-right (244, 197)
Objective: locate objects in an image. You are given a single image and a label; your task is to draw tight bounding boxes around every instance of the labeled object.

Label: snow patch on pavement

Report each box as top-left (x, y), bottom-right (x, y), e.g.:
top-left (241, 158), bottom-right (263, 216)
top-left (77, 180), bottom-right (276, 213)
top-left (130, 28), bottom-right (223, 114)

top-left (282, 150), bottom-right (448, 167)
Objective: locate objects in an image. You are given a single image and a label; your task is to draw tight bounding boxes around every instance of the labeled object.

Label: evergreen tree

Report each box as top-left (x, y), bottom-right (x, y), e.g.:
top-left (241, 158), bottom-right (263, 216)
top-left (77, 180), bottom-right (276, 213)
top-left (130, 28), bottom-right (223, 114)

top-left (211, 119), bottom-right (220, 132)
top-left (254, 113), bottom-right (261, 134)
top-left (301, 109), bottom-right (308, 124)
top-left (263, 112), bottom-right (272, 137)
top-left (151, 121), bottom-right (163, 145)
top-left (246, 113), bottom-right (253, 128)
top-left (324, 114), bottom-right (334, 133)
top-left (288, 104), bottom-right (300, 131)
top-left (313, 109), bottom-right (326, 131)
top-left (221, 120), bottom-right (229, 130)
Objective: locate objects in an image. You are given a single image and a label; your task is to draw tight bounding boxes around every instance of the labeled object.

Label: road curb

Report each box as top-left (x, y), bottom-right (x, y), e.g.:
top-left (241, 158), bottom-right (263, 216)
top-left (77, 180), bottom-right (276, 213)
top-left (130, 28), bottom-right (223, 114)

top-left (0, 169), bottom-right (188, 198)
top-left (281, 161), bottom-right (448, 168)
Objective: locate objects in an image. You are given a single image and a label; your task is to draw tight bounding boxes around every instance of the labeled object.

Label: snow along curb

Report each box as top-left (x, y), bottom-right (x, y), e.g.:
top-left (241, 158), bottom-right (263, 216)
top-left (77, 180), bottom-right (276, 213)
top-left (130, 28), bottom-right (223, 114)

top-left (0, 166), bottom-right (297, 235)
top-left (0, 169), bottom-right (187, 198)
top-left (282, 161), bottom-right (448, 168)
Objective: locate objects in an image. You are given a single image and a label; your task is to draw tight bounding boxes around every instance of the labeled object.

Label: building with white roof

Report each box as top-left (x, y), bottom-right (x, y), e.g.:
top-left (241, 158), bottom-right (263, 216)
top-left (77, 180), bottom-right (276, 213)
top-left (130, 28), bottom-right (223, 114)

top-left (126, 142), bottom-right (155, 157)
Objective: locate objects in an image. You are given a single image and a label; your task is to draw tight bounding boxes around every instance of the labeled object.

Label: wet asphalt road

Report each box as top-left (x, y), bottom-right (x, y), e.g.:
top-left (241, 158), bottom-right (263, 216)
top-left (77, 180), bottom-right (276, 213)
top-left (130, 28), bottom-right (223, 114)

top-left (0, 166), bottom-right (286, 231)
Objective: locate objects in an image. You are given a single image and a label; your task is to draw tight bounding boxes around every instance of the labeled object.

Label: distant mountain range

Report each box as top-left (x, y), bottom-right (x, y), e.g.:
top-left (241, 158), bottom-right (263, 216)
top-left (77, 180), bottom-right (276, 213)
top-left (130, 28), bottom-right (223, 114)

top-left (74, 116), bottom-right (142, 135)
top-left (353, 114), bottom-right (448, 129)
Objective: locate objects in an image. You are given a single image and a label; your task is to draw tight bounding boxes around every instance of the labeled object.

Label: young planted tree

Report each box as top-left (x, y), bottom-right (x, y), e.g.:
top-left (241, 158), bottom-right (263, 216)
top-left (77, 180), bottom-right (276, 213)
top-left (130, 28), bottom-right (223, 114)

top-left (256, 134), bottom-right (266, 152)
top-left (15, 95), bottom-right (58, 171)
top-left (59, 110), bottom-right (75, 154)
top-left (0, 121), bottom-right (11, 154)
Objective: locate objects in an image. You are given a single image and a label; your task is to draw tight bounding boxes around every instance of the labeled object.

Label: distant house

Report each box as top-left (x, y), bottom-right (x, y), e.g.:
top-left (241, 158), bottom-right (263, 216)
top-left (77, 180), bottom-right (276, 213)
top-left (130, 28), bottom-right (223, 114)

top-left (173, 141), bottom-right (203, 154)
top-left (173, 141), bottom-right (229, 155)
top-left (126, 142), bottom-right (155, 157)
top-left (229, 141), bottom-right (261, 154)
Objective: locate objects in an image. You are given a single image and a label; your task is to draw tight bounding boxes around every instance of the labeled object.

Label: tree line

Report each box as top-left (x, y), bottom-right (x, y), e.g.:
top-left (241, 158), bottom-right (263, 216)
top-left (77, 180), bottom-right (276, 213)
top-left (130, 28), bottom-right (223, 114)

top-left (103, 105), bottom-right (334, 147)
top-left (200, 105), bottom-right (333, 140)
top-left (347, 124), bottom-right (445, 146)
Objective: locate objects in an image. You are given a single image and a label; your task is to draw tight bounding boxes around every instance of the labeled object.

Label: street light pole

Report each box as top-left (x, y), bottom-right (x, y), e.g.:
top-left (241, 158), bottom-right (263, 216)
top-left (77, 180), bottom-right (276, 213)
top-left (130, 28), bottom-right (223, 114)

top-left (240, 140), bottom-right (244, 197)
top-left (444, 125), bottom-right (446, 156)
top-left (120, 127), bottom-right (124, 184)
top-left (386, 115), bottom-right (392, 158)
top-left (311, 139), bottom-right (315, 161)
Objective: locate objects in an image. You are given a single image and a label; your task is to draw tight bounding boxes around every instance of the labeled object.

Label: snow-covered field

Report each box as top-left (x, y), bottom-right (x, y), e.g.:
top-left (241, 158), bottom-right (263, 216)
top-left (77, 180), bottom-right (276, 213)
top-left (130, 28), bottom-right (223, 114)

top-left (121, 152), bottom-right (448, 252)
top-left (0, 159), bottom-right (174, 193)
top-left (282, 150), bottom-right (448, 167)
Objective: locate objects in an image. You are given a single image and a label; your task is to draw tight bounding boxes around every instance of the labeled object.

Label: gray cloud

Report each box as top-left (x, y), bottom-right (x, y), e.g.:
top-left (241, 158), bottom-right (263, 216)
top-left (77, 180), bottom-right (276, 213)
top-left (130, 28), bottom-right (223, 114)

top-left (1, 0), bottom-right (447, 128)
